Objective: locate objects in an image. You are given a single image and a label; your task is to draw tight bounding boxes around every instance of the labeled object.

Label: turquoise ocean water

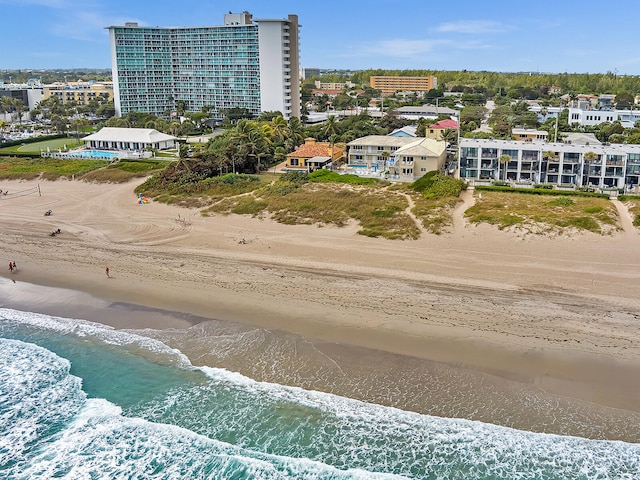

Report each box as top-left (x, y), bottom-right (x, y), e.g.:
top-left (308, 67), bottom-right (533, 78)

top-left (1, 307), bottom-right (639, 479)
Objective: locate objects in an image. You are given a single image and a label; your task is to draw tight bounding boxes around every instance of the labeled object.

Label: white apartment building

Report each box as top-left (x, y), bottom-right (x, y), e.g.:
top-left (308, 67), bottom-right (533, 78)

top-left (107, 12), bottom-right (300, 120)
top-left (567, 108), bottom-right (640, 128)
top-left (528, 104), bottom-right (640, 128)
top-left (459, 138), bottom-right (640, 190)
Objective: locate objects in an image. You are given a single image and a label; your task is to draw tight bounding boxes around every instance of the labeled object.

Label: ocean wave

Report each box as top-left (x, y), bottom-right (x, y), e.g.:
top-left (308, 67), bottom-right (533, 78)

top-left (0, 307), bottom-right (192, 368)
top-left (2, 309), bottom-right (640, 479)
top-left (127, 364), bottom-right (640, 478)
top-left (0, 339), bottom-right (402, 479)
top-left (0, 339), bottom-right (86, 468)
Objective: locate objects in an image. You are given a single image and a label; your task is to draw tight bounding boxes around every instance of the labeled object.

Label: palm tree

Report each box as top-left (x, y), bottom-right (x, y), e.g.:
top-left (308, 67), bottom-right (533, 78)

top-left (322, 115), bottom-right (339, 141)
top-left (380, 150), bottom-right (390, 173)
top-left (0, 96), bottom-right (13, 118)
top-left (231, 119), bottom-right (270, 173)
top-left (441, 128), bottom-right (457, 145)
top-left (269, 115), bottom-right (288, 144)
top-left (71, 118), bottom-right (90, 144)
top-left (583, 151), bottom-right (598, 184)
top-left (499, 154), bottom-right (511, 181)
top-left (285, 117), bottom-right (304, 151)
top-left (168, 121), bottom-right (181, 136)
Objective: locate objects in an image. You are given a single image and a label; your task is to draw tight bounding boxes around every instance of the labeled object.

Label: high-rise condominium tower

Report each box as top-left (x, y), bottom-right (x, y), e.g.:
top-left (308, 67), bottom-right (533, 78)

top-left (107, 12), bottom-right (300, 120)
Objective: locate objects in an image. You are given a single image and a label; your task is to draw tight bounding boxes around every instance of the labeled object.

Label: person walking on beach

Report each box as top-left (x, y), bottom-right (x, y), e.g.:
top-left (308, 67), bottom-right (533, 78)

top-left (105, 266), bottom-right (110, 278)
top-left (9, 261), bottom-right (13, 273)
top-left (12, 261), bottom-right (16, 271)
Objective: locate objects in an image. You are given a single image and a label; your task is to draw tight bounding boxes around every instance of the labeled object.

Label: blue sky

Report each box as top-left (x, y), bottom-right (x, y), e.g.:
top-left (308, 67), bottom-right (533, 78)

top-left (2, 0), bottom-right (640, 74)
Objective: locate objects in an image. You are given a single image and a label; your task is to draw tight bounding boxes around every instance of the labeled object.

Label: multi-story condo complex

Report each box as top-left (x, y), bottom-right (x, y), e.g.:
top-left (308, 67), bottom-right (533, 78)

top-left (347, 135), bottom-right (446, 181)
top-left (369, 75), bottom-right (437, 96)
top-left (107, 11), bottom-right (300, 120)
top-left (459, 138), bottom-right (640, 190)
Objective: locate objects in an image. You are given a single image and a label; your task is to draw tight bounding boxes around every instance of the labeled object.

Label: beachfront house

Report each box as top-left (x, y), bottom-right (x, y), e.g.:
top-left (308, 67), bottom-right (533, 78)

top-left (284, 137), bottom-right (344, 172)
top-left (346, 135), bottom-right (446, 181)
top-left (81, 127), bottom-right (178, 152)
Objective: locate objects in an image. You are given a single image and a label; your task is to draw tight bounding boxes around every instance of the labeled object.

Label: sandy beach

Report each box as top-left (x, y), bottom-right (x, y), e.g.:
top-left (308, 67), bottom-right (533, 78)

top-left (1, 178), bottom-right (640, 440)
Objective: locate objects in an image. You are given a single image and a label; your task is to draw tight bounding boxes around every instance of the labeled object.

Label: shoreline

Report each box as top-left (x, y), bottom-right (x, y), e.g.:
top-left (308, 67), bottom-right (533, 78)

top-left (3, 278), bottom-right (640, 443)
top-left (1, 178), bottom-right (640, 433)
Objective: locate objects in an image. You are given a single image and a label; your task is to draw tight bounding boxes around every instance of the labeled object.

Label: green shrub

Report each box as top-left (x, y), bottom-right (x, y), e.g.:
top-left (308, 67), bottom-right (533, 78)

top-left (548, 197), bottom-right (575, 207)
top-left (475, 185), bottom-right (609, 199)
top-left (409, 171), bottom-right (439, 192)
top-left (584, 206), bottom-right (603, 214)
top-left (280, 171), bottom-right (309, 184)
top-left (410, 172), bottom-right (466, 199)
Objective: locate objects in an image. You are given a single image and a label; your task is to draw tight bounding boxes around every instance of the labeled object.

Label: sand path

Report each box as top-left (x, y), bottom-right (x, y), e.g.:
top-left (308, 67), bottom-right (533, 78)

top-left (612, 199), bottom-right (637, 236)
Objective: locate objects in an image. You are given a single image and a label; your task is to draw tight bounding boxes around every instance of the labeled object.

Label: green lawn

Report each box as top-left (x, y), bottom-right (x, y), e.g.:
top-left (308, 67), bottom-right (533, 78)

top-left (0, 138), bottom-right (81, 154)
top-left (0, 157), bottom-right (107, 180)
top-left (0, 157), bottom-right (170, 182)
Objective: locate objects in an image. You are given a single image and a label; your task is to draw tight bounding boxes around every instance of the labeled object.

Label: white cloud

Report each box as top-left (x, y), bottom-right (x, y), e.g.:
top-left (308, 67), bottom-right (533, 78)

top-left (436, 20), bottom-right (507, 34)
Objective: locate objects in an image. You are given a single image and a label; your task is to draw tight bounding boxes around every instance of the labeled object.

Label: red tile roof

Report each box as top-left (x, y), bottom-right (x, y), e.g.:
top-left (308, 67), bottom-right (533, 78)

top-left (429, 119), bottom-right (459, 129)
top-left (287, 142), bottom-right (343, 159)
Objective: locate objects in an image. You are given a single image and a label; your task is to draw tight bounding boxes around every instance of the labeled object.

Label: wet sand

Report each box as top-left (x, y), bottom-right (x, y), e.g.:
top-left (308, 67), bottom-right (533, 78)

top-left (1, 178), bottom-right (640, 440)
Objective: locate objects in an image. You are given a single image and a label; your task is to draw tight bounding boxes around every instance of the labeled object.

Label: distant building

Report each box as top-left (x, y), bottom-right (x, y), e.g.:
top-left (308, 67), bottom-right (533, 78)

top-left (107, 12), bottom-right (300, 120)
top-left (314, 81), bottom-right (355, 90)
top-left (310, 89), bottom-right (344, 100)
top-left (395, 105), bottom-right (458, 121)
top-left (511, 128), bottom-right (548, 142)
top-left (370, 75), bottom-right (437, 96)
top-left (567, 108), bottom-right (640, 128)
top-left (0, 87), bottom-right (43, 122)
top-left (43, 81), bottom-right (114, 105)
top-left (303, 67), bottom-right (321, 79)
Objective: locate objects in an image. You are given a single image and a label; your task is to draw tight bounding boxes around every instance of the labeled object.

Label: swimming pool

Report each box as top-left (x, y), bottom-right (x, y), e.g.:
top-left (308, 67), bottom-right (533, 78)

top-left (64, 150), bottom-right (120, 160)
